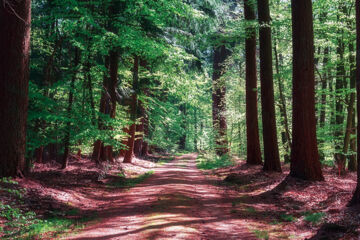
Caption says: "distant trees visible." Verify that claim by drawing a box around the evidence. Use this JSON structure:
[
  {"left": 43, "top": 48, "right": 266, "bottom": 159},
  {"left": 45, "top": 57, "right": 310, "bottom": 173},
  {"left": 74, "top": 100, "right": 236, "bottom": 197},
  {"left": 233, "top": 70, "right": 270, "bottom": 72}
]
[
  {"left": 0, "top": 0, "right": 32, "bottom": 177},
  {"left": 289, "top": 0, "right": 324, "bottom": 181},
  {"left": 244, "top": 0, "right": 262, "bottom": 165}
]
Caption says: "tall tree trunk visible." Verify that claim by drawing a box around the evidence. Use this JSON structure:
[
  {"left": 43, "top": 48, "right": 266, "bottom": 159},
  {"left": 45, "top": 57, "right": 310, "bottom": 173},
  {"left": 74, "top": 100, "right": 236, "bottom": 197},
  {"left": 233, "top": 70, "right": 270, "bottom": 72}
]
[
  {"left": 348, "top": 42, "right": 357, "bottom": 172},
  {"left": 258, "top": 0, "right": 281, "bottom": 172},
  {"left": 212, "top": 45, "right": 230, "bottom": 156},
  {"left": 244, "top": 0, "right": 262, "bottom": 165},
  {"left": 124, "top": 56, "right": 139, "bottom": 163},
  {"left": 134, "top": 102, "right": 145, "bottom": 157},
  {"left": 274, "top": 42, "right": 291, "bottom": 163},
  {"left": 0, "top": 0, "right": 31, "bottom": 177},
  {"left": 319, "top": 47, "right": 329, "bottom": 128},
  {"left": 92, "top": 57, "right": 110, "bottom": 163},
  {"left": 334, "top": 4, "right": 347, "bottom": 166},
  {"left": 62, "top": 48, "right": 80, "bottom": 169},
  {"left": 179, "top": 104, "right": 187, "bottom": 150},
  {"left": 194, "top": 108, "right": 198, "bottom": 151},
  {"left": 350, "top": 0, "right": 360, "bottom": 205},
  {"left": 290, "top": 0, "right": 324, "bottom": 181}
]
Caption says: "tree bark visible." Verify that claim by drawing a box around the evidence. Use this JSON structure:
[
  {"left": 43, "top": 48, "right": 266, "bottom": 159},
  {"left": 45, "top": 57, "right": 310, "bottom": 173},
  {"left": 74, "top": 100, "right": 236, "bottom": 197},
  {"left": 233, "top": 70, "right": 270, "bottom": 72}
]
[
  {"left": 212, "top": 45, "right": 230, "bottom": 156},
  {"left": 124, "top": 56, "right": 139, "bottom": 163},
  {"left": 258, "top": 0, "right": 281, "bottom": 172},
  {"left": 350, "top": 0, "right": 360, "bottom": 205},
  {"left": 0, "top": 0, "right": 31, "bottom": 177},
  {"left": 290, "top": 0, "right": 324, "bottom": 181},
  {"left": 244, "top": 0, "right": 262, "bottom": 165}
]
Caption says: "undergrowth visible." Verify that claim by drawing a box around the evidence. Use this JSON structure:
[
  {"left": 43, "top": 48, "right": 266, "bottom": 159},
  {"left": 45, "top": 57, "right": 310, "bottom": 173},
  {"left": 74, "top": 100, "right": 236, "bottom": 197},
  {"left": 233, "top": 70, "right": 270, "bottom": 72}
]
[
  {"left": 0, "top": 177, "right": 92, "bottom": 240},
  {"left": 196, "top": 152, "right": 235, "bottom": 170}
]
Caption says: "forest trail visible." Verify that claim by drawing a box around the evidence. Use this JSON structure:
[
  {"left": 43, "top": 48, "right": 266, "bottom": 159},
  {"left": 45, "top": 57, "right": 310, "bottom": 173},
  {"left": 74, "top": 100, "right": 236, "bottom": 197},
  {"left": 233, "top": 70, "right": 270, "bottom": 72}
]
[{"left": 67, "top": 153, "right": 256, "bottom": 240}]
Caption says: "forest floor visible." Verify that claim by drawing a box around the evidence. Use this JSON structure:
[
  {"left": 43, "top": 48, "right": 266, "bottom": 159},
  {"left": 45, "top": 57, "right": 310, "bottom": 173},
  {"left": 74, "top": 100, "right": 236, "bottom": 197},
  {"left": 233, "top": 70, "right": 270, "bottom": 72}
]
[{"left": 1, "top": 153, "right": 360, "bottom": 239}]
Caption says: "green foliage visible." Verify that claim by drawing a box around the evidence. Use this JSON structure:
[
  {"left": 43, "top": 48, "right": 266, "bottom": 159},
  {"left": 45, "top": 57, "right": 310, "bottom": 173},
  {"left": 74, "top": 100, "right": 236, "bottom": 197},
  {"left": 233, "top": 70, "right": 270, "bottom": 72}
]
[
  {"left": 252, "top": 229, "right": 270, "bottom": 240},
  {"left": 280, "top": 213, "right": 295, "bottom": 222},
  {"left": 197, "top": 152, "right": 235, "bottom": 170},
  {"left": 303, "top": 212, "right": 326, "bottom": 225}
]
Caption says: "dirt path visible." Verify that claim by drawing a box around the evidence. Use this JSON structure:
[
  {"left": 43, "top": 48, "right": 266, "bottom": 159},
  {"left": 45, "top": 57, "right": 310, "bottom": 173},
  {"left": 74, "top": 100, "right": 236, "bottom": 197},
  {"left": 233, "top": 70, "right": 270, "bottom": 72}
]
[{"left": 67, "top": 153, "right": 256, "bottom": 240}]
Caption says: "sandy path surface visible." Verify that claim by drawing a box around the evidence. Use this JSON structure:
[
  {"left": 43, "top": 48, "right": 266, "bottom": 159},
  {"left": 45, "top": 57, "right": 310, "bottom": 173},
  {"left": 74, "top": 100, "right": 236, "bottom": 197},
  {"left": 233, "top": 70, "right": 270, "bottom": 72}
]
[{"left": 67, "top": 153, "right": 256, "bottom": 240}]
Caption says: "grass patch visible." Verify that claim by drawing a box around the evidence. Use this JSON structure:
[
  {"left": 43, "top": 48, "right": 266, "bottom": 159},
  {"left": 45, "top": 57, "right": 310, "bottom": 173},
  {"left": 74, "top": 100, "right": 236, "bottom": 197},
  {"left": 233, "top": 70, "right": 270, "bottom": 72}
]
[
  {"left": 253, "top": 229, "right": 270, "bottom": 240},
  {"left": 110, "top": 171, "right": 154, "bottom": 188},
  {"left": 303, "top": 212, "right": 325, "bottom": 225},
  {"left": 196, "top": 153, "right": 235, "bottom": 170},
  {"left": 157, "top": 158, "right": 173, "bottom": 165},
  {"left": 0, "top": 200, "right": 92, "bottom": 240},
  {"left": 280, "top": 213, "right": 295, "bottom": 222}
]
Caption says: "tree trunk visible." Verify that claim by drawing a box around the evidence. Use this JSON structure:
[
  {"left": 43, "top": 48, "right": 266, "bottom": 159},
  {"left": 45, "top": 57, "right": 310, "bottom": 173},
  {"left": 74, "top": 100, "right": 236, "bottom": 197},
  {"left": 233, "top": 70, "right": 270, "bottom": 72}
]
[
  {"left": 319, "top": 47, "right": 330, "bottom": 128},
  {"left": 212, "top": 45, "right": 230, "bottom": 156},
  {"left": 349, "top": 0, "right": 360, "bottom": 205},
  {"left": 290, "top": 0, "right": 324, "bottom": 181},
  {"left": 124, "top": 56, "right": 139, "bottom": 163},
  {"left": 0, "top": 0, "right": 31, "bottom": 177},
  {"left": 62, "top": 48, "right": 80, "bottom": 169},
  {"left": 179, "top": 104, "right": 187, "bottom": 150},
  {"left": 194, "top": 108, "right": 198, "bottom": 151},
  {"left": 244, "top": 0, "right": 262, "bottom": 165},
  {"left": 134, "top": 102, "right": 145, "bottom": 157},
  {"left": 274, "top": 43, "right": 291, "bottom": 163},
  {"left": 348, "top": 42, "right": 357, "bottom": 172},
  {"left": 258, "top": 0, "right": 281, "bottom": 172}
]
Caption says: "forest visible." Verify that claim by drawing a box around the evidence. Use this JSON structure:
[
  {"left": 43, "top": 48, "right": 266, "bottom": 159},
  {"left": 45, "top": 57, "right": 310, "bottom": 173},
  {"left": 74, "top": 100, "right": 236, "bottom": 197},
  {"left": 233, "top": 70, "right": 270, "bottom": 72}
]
[{"left": 1, "top": 0, "right": 360, "bottom": 239}]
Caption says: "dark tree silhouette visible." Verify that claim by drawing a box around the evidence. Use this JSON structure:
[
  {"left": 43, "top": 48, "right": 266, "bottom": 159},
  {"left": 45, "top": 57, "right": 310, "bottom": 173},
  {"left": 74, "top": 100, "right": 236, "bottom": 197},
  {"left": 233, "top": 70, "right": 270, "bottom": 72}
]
[
  {"left": 290, "top": 0, "right": 324, "bottom": 181},
  {"left": 258, "top": 0, "right": 281, "bottom": 172},
  {"left": 0, "top": 0, "right": 31, "bottom": 177},
  {"left": 244, "top": 0, "right": 262, "bottom": 165},
  {"left": 349, "top": 0, "right": 360, "bottom": 205}
]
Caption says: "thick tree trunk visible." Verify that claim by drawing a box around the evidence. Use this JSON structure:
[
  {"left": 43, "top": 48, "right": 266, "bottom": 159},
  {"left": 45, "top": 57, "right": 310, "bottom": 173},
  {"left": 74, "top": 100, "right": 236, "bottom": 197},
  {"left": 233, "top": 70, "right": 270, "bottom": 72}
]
[
  {"left": 62, "top": 48, "right": 80, "bottom": 169},
  {"left": 212, "top": 45, "right": 230, "bottom": 156},
  {"left": 124, "top": 56, "right": 139, "bottom": 163},
  {"left": 0, "top": 0, "right": 31, "bottom": 177},
  {"left": 350, "top": 0, "right": 360, "bottom": 205},
  {"left": 244, "top": 0, "right": 262, "bottom": 165},
  {"left": 258, "top": 0, "right": 281, "bottom": 172},
  {"left": 290, "top": 0, "right": 324, "bottom": 181}
]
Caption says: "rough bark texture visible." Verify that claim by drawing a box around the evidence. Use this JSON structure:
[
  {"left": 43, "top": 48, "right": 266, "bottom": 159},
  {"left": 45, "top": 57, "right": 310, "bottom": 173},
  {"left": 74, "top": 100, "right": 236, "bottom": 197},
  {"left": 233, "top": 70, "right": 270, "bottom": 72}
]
[
  {"left": 124, "top": 56, "right": 139, "bottom": 163},
  {"left": 258, "top": 0, "right": 281, "bottom": 172},
  {"left": 290, "top": 0, "right": 324, "bottom": 181},
  {"left": 350, "top": 0, "right": 360, "bottom": 205},
  {"left": 212, "top": 45, "right": 230, "bottom": 156},
  {"left": 244, "top": 0, "right": 262, "bottom": 165},
  {"left": 0, "top": 0, "right": 31, "bottom": 177},
  {"left": 62, "top": 48, "right": 80, "bottom": 169}
]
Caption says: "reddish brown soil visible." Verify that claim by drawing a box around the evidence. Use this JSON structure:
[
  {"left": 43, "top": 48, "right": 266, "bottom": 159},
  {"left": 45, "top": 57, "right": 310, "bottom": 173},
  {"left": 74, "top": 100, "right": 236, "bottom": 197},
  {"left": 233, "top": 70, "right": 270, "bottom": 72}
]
[
  {"left": 2, "top": 153, "right": 360, "bottom": 239},
  {"left": 66, "top": 153, "right": 256, "bottom": 240}
]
